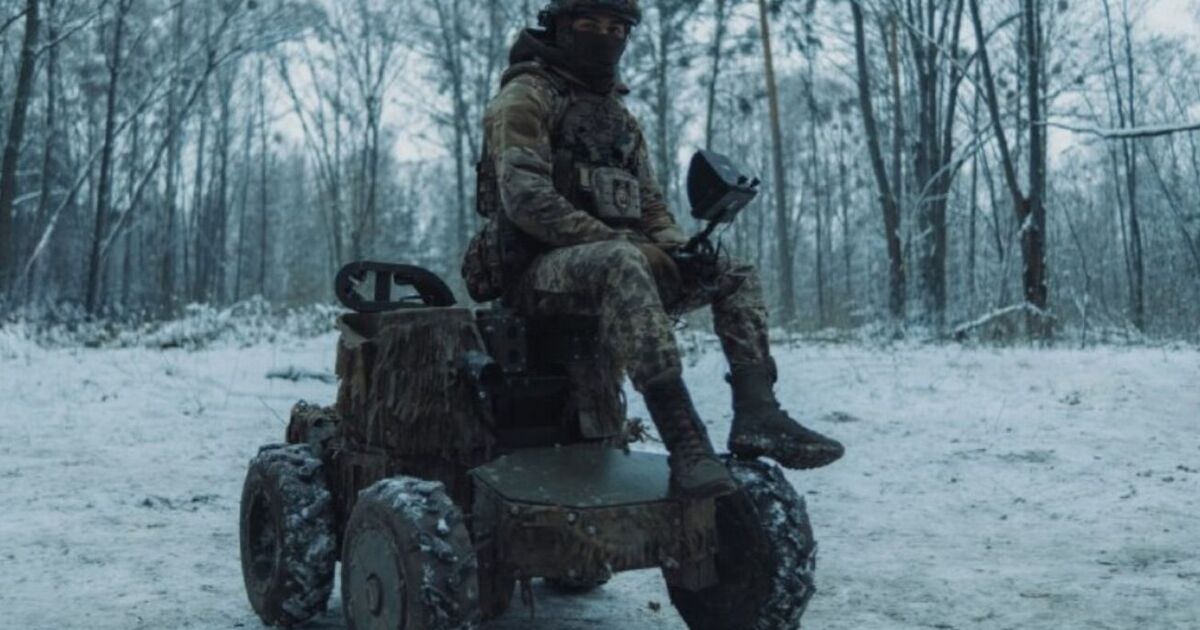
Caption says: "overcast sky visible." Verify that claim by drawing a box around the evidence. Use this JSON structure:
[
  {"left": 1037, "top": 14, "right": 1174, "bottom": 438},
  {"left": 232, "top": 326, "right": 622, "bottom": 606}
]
[{"left": 1144, "top": 0, "right": 1199, "bottom": 36}]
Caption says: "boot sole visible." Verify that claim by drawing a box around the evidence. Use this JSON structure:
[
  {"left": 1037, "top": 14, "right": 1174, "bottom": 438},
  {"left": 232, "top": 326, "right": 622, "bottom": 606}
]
[{"left": 729, "top": 438, "right": 845, "bottom": 471}]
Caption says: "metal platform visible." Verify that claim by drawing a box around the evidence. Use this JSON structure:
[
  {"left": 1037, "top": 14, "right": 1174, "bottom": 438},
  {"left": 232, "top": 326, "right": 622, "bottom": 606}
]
[
  {"left": 470, "top": 445, "right": 718, "bottom": 588},
  {"left": 472, "top": 445, "right": 672, "bottom": 509}
]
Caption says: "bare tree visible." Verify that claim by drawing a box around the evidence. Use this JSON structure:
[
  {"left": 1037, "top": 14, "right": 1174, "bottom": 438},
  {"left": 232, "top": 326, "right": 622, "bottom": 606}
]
[
  {"left": 424, "top": 0, "right": 506, "bottom": 258},
  {"left": 24, "top": 0, "right": 58, "bottom": 301},
  {"left": 256, "top": 52, "right": 271, "bottom": 298},
  {"left": 160, "top": 0, "right": 185, "bottom": 316},
  {"left": 703, "top": 0, "right": 730, "bottom": 150},
  {"left": 758, "top": 0, "right": 797, "bottom": 325},
  {"left": 969, "top": 0, "right": 1050, "bottom": 337},
  {"left": 1101, "top": 0, "right": 1143, "bottom": 330},
  {"left": 0, "top": 0, "right": 39, "bottom": 298},
  {"left": 0, "top": 0, "right": 1193, "bottom": 340},
  {"left": 852, "top": 0, "right": 906, "bottom": 320},
  {"left": 84, "top": 0, "right": 132, "bottom": 315},
  {"left": 642, "top": 0, "right": 701, "bottom": 207},
  {"left": 899, "top": 0, "right": 966, "bottom": 328}
]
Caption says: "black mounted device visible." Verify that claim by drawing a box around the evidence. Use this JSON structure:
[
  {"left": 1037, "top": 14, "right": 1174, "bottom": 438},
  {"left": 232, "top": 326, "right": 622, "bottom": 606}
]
[
  {"left": 687, "top": 149, "right": 761, "bottom": 225},
  {"left": 673, "top": 151, "right": 761, "bottom": 287}
]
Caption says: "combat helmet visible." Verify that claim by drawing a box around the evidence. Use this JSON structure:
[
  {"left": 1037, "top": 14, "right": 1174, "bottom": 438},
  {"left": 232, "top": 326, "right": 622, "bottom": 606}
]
[{"left": 538, "top": 0, "right": 642, "bottom": 27}]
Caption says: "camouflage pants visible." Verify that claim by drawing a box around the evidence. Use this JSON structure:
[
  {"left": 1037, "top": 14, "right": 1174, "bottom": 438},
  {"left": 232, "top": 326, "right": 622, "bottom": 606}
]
[{"left": 512, "top": 240, "right": 771, "bottom": 391}]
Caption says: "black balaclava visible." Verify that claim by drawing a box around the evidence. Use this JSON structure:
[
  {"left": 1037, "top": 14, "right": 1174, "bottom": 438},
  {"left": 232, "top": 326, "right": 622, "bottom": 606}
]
[{"left": 552, "top": 14, "right": 629, "bottom": 92}]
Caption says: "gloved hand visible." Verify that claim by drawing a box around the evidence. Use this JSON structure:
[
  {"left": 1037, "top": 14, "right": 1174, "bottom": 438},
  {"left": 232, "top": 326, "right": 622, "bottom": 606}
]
[
  {"left": 668, "top": 238, "right": 722, "bottom": 294},
  {"left": 634, "top": 243, "right": 682, "bottom": 307},
  {"left": 651, "top": 238, "right": 688, "bottom": 253},
  {"left": 611, "top": 228, "right": 683, "bottom": 305},
  {"left": 647, "top": 225, "right": 689, "bottom": 252}
]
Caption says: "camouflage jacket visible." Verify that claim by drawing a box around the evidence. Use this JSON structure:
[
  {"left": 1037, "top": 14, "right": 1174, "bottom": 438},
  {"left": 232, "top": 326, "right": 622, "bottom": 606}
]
[{"left": 483, "top": 61, "right": 687, "bottom": 248}]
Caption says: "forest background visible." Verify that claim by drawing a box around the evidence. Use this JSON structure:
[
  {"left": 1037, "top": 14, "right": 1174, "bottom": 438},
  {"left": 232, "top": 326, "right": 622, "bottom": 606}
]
[{"left": 0, "top": 0, "right": 1197, "bottom": 343}]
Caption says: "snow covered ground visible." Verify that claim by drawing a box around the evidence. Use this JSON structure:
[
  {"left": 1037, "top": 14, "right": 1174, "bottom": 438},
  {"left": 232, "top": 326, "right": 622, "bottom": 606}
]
[{"left": 1, "top": 327, "right": 1198, "bottom": 629}]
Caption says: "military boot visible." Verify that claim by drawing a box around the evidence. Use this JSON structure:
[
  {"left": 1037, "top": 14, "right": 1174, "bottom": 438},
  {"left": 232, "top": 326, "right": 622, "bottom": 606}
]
[
  {"left": 642, "top": 376, "right": 738, "bottom": 499},
  {"left": 728, "top": 363, "right": 845, "bottom": 470}
]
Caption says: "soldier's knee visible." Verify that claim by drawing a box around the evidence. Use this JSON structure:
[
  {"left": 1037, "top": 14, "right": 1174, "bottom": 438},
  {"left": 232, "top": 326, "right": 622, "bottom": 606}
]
[
  {"left": 597, "top": 240, "right": 653, "bottom": 274},
  {"left": 585, "top": 241, "right": 659, "bottom": 300}
]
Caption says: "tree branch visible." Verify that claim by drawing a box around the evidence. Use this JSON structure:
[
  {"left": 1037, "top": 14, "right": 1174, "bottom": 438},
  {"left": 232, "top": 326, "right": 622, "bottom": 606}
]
[
  {"left": 1040, "top": 120, "right": 1200, "bottom": 139},
  {"left": 0, "top": 8, "right": 28, "bottom": 35}
]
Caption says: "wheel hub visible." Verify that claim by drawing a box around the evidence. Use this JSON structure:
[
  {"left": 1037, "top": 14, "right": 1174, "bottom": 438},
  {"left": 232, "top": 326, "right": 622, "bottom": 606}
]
[
  {"left": 366, "top": 575, "right": 383, "bottom": 616},
  {"left": 345, "top": 524, "right": 406, "bottom": 628}
]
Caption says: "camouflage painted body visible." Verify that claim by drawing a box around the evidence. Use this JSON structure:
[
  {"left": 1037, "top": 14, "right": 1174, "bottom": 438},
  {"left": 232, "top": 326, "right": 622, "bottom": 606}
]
[{"left": 512, "top": 240, "right": 770, "bottom": 390}]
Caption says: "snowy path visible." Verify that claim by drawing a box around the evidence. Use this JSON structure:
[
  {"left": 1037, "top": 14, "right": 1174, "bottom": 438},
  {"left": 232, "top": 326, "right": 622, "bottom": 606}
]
[{"left": 1, "top": 333, "right": 1198, "bottom": 629}]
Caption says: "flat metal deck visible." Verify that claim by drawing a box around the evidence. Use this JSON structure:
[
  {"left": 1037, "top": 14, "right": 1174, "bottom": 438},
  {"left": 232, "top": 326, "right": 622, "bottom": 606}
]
[{"left": 472, "top": 445, "right": 672, "bottom": 508}]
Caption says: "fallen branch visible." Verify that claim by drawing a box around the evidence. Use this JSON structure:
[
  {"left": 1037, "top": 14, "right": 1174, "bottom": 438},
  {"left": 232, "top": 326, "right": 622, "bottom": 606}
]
[
  {"left": 952, "top": 302, "right": 1054, "bottom": 339},
  {"left": 267, "top": 366, "right": 336, "bottom": 385},
  {"left": 1041, "top": 120, "right": 1200, "bottom": 139}
]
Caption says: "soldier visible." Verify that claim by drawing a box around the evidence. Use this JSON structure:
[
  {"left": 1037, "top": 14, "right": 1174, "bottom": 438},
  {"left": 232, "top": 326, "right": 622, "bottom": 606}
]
[{"left": 463, "top": 0, "right": 844, "bottom": 499}]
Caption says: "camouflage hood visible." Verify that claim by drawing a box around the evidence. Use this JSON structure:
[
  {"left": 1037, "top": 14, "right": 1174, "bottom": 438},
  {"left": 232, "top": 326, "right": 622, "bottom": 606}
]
[{"left": 508, "top": 29, "right": 563, "bottom": 67}]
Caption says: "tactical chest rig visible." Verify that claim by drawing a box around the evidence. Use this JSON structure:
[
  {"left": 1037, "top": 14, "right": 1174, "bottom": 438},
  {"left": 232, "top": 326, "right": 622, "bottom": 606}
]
[{"left": 466, "top": 61, "right": 644, "bottom": 303}]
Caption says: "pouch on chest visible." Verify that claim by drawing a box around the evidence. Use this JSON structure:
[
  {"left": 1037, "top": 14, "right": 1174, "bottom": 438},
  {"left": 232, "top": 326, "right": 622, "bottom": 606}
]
[{"left": 555, "top": 96, "right": 643, "bottom": 224}]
